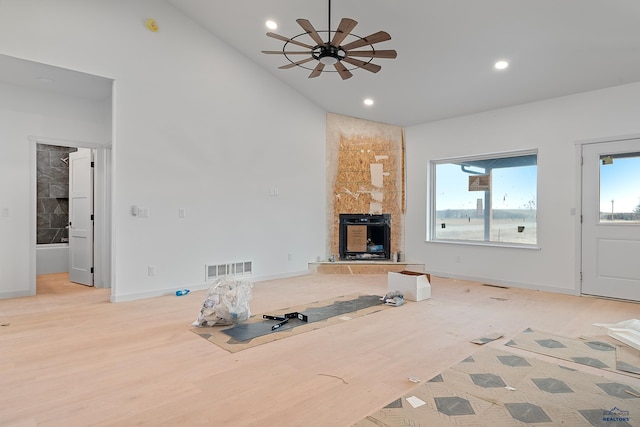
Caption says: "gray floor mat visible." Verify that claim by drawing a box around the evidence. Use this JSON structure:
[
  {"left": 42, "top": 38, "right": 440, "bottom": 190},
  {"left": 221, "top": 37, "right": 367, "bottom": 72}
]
[{"left": 222, "top": 294, "right": 382, "bottom": 341}]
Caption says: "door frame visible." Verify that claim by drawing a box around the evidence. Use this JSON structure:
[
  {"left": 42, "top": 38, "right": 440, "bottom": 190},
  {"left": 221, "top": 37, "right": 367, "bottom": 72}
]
[
  {"left": 575, "top": 132, "right": 640, "bottom": 297},
  {"left": 29, "top": 136, "right": 112, "bottom": 293}
]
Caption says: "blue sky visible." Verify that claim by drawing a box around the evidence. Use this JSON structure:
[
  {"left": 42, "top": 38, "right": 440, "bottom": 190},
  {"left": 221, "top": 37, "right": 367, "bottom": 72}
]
[
  {"left": 600, "top": 156, "right": 640, "bottom": 213},
  {"left": 435, "top": 155, "right": 640, "bottom": 213},
  {"left": 435, "top": 163, "right": 537, "bottom": 211}
]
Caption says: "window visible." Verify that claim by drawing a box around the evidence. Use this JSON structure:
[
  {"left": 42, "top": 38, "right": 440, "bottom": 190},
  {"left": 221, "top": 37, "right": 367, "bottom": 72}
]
[
  {"left": 429, "top": 150, "right": 537, "bottom": 245},
  {"left": 599, "top": 152, "right": 640, "bottom": 223}
]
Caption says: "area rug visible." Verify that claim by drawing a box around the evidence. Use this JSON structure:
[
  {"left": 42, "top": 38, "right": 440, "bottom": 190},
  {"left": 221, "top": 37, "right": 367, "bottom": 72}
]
[
  {"left": 354, "top": 346, "right": 640, "bottom": 427},
  {"left": 191, "top": 293, "right": 391, "bottom": 353},
  {"left": 506, "top": 328, "right": 640, "bottom": 378}
]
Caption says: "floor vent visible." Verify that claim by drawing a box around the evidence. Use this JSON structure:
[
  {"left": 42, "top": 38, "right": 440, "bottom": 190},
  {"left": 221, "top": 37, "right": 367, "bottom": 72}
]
[{"left": 206, "top": 261, "right": 252, "bottom": 281}]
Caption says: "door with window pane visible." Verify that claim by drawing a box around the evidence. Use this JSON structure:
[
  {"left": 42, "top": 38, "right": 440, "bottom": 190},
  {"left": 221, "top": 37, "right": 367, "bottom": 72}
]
[{"left": 581, "top": 138, "right": 640, "bottom": 301}]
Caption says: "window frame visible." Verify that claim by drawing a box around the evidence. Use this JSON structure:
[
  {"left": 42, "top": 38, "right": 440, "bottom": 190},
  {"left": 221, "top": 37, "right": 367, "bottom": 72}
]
[
  {"left": 598, "top": 151, "right": 640, "bottom": 224},
  {"left": 427, "top": 149, "right": 539, "bottom": 249}
]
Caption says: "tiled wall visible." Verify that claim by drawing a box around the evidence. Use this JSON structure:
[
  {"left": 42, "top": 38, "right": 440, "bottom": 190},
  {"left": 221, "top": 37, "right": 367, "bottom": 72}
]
[{"left": 36, "top": 144, "right": 77, "bottom": 244}]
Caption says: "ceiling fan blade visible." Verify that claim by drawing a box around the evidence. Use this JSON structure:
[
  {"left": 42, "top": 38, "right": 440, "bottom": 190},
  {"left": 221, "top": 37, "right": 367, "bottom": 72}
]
[
  {"left": 341, "top": 31, "right": 391, "bottom": 51},
  {"left": 334, "top": 62, "right": 353, "bottom": 80},
  {"left": 279, "top": 57, "right": 316, "bottom": 69},
  {"left": 296, "top": 18, "right": 325, "bottom": 46},
  {"left": 331, "top": 18, "right": 358, "bottom": 46},
  {"left": 267, "top": 32, "right": 314, "bottom": 50},
  {"left": 347, "top": 50, "right": 397, "bottom": 59},
  {"left": 341, "top": 57, "right": 381, "bottom": 74},
  {"left": 262, "top": 50, "right": 313, "bottom": 55},
  {"left": 309, "top": 62, "right": 325, "bottom": 78}
]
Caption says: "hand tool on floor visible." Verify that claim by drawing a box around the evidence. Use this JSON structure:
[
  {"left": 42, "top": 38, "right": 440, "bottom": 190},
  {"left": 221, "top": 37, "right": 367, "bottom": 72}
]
[{"left": 263, "top": 312, "right": 309, "bottom": 330}]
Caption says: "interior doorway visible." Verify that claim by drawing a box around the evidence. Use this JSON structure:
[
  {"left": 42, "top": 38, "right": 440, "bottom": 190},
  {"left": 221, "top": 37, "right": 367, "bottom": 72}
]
[
  {"left": 35, "top": 143, "right": 95, "bottom": 285},
  {"left": 31, "top": 136, "right": 111, "bottom": 294},
  {"left": 580, "top": 136, "right": 640, "bottom": 302},
  {"left": 0, "top": 54, "right": 113, "bottom": 299}
]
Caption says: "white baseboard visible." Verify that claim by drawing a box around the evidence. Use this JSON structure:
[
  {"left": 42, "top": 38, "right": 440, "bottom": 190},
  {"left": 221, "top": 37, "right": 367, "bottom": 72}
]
[
  {"left": 0, "top": 290, "right": 34, "bottom": 300},
  {"left": 251, "top": 270, "right": 309, "bottom": 283},
  {"left": 427, "top": 270, "right": 580, "bottom": 296},
  {"left": 109, "top": 271, "right": 311, "bottom": 303}
]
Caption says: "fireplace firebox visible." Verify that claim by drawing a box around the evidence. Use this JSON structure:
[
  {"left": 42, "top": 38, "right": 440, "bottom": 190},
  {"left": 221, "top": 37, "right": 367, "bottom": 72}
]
[{"left": 339, "top": 214, "right": 391, "bottom": 260}]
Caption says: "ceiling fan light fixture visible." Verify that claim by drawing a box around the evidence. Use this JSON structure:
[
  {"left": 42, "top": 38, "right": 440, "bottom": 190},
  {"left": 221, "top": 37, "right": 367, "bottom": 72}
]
[
  {"left": 262, "top": 0, "right": 396, "bottom": 80},
  {"left": 319, "top": 55, "right": 338, "bottom": 65},
  {"left": 494, "top": 60, "right": 509, "bottom": 70},
  {"left": 265, "top": 20, "right": 277, "bottom": 30},
  {"left": 314, "top": 44, "right": 344, "bottom": 65}
]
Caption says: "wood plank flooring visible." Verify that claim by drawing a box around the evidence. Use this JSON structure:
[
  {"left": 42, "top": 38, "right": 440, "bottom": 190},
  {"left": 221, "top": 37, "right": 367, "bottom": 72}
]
[{"left": 0, "top": 273, "right": 638, "bottom": 426}]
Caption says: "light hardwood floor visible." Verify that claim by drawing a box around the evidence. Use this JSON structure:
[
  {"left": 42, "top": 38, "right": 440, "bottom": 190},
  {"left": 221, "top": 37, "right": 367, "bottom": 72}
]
[{"left": 1, "top": 273, "right": 638, "bottom": 426}]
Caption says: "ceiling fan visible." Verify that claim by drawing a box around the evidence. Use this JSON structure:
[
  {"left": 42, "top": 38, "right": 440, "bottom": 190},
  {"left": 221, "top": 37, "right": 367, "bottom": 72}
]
[{"left": 261, "top": 0, "right": 397, "bottom": 80}]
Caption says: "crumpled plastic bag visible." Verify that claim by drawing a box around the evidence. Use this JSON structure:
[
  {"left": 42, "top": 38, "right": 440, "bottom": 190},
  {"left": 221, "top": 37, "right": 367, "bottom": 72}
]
[
  {"left": 381, "top": 290, "right": 404, "bottom": 307},
  {"left": 192, "top": 277, "right": 253, "bottom": 327}
]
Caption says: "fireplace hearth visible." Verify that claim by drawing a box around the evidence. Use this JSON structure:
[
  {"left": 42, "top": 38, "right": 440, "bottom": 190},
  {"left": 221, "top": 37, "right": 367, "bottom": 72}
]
[{"left": 339, "top": 214, "right": 391, "bottom": 260}]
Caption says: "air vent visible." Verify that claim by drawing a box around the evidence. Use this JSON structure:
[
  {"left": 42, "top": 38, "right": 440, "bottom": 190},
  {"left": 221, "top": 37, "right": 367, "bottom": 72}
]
[{"left": 206, "top": 261, "right": 252, "bottom": 281}]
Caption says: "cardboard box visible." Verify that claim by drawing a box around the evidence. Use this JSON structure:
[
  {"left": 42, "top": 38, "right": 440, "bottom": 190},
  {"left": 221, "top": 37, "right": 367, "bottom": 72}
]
[
  {"left": 346, "top": 225, "right": 367, "bottom": 252},
  {"left": 387, "top": 271, "right": 431, "bottom": 302}
]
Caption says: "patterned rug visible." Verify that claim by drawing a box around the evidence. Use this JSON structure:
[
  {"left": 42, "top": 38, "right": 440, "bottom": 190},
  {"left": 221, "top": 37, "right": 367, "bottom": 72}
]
[
  {"left": 506, "top": 328, "right": 640, "bottom": 378},
  {"left": 191, "top": 293, "right": 391, "bottom": 352},
  {"left": 354, "top": 346, "right": 640, "bottom": 426}
]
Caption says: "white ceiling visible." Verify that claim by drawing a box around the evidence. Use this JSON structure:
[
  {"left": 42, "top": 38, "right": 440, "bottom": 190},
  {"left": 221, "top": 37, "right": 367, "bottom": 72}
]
[
  {"left": 3, "top": 1, "right": 640, "bottom": 127},
  {"left": 0, "top": 54, "right": 112, "bottom": 102},
  {"left": 167, "top": 0, "right": 640, "bottom": 127}
]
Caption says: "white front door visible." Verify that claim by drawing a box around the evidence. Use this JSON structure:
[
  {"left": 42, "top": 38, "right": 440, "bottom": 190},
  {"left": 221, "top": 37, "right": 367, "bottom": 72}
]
[
  {"left": 68, "top": 148, "right": 94, "bottom": 286},
  {"left": 581, "top": 138, "right": 640, "bottom": 301}
]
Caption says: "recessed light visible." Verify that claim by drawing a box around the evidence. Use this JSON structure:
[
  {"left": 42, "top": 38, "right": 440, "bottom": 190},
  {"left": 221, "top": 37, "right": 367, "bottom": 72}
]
[
  {"left": 494, "top": 60, "right": 509, "bottom": 70},
  {"left": 363, "top": 98, "right": 374, "bottom": 106},
  {"left": 266, "top": 20, "right": 277, "bottom": 30}
]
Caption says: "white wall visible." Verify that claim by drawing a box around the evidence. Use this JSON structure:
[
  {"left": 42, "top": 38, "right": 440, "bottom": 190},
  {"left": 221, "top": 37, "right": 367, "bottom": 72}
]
[
  {"left": 405, "top": 82, "right": 640, "bottom": 294},
  {"left": 36, "top": 244, "right": 70, "bottom": 275},
  {"left": 0, "top": 82, "right": 108, "bottom": 298},
  {"left": 0, "top": 0, "right": 326, "bottom": 301}
]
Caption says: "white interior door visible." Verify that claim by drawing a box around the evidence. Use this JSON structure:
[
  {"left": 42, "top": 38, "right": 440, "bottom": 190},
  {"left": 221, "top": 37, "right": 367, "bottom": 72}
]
[
  {"left": 68, "top": 148, "right": 94, "bottom": 286},
  {"left": 581, "top": 138, "right": 640, "bottom": 301}
]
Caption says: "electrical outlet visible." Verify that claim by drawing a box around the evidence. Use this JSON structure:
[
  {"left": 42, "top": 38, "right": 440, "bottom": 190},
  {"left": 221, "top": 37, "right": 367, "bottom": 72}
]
[
  {"left": 148, "top": 265, "right": 156, "bottom": 276},
  {"left": 268, "top": 187, "right": 280, "bottom": 196},
  {"left": 139, "top": 207, "right": 149, "bottom": 218},
  {"left": 178, "top": 208, "right": 186, "bottom": 218},
  {"left": 1, "top": 208, "right": 8, "bottom": 217},
  {"left": 288, "top": 253, "right": 293, "bottom": 261}
]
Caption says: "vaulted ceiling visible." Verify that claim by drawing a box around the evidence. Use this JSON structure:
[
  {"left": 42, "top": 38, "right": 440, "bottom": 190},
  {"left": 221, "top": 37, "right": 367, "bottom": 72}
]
[
  {"left": 168, "top": 0, "right": 640, "bottom": 126},
  {"left": 3, "top": 1, "right": 640, "bottom": 128}
]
